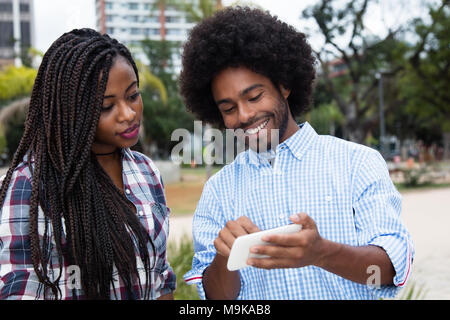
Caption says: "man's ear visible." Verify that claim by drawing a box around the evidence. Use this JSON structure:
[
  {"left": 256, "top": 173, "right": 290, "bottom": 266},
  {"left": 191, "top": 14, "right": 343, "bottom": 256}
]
[{"left": 279, "top": 85, "right": 291, "bottom": 100}]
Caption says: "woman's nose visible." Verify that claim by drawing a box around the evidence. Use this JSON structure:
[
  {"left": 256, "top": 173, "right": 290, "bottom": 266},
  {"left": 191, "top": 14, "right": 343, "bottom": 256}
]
[{"left": 117, "top": 101, "right": 136, "bottom": 123}]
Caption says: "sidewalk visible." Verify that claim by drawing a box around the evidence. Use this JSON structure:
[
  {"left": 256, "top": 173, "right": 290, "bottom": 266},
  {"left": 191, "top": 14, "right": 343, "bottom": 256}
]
[{"left": 169, "top": 187, "right": 450, "bottom": 299}]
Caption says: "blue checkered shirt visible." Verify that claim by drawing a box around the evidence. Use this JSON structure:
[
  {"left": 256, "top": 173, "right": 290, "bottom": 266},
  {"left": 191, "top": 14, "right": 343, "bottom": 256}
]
[{"left": 184, "top": 122, "right": 414, "bottom": 300}]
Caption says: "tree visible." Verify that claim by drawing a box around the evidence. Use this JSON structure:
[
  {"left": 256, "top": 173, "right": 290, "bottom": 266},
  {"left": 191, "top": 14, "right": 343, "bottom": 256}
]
[
  {"left": 302, "top": 0, "right": 411, "bottom": 144},
  {"left": 398, "top": 0, "right": 450, "bottom": 129}
]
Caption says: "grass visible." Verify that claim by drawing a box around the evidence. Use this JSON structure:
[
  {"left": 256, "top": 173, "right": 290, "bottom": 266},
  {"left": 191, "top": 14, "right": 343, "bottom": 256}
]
[
  {"left": 168, "top": 235, "right": 200, "bottom": 300},
  {"left": 395, "top": 182, "right": 450, "bottom": 193},
  {"left": 165, "top": 166, "right": 221, "bottom": 216}
]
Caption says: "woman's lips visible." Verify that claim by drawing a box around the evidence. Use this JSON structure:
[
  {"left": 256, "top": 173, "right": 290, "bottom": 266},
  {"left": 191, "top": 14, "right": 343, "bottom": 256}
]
[{"left": 119, "top": 123, "right": 139, "bottom": 139}]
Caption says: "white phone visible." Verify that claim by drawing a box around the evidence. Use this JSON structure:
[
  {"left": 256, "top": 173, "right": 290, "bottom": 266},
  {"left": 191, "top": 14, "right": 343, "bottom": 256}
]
[{"left": 227, "top": 223, "right": 302, "bottom": 271}]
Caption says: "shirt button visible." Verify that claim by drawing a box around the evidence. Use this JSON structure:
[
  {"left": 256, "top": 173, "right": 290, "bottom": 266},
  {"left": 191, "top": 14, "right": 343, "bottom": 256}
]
[
  {"left": 138, "top": 210, "right": 144, "bottom": 216},
  {"left": 279, "top": 214, "right": 284, "bottom": 220},
  {"left": 125, "top": 189, "right": 131, "bottom": 194}
]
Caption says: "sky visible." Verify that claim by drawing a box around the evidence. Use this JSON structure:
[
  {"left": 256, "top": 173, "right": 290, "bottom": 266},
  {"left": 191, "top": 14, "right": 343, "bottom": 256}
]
[{"left": 33, "top": 0, "right": 435, "bottom": 54}]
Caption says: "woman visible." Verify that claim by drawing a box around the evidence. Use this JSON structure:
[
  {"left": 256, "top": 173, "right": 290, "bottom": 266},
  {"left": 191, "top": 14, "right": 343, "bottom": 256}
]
[{"left": 0, "top": 29, "right": 175, "bottom": 299}]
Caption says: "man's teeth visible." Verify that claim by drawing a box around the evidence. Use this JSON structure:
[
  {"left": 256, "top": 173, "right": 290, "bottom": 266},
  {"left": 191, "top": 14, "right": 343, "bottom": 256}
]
[{"left": 245, "top": 119, "right": 269, "bottom": 135}]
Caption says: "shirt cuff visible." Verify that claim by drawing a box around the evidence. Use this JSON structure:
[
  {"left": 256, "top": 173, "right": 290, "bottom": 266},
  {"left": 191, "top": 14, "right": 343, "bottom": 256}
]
[
  {"left": 184, "top": 266, "right": 208, "bottom": 300},
  {"left": 368, "top": 233, "right": 414, "bottom": 289}
]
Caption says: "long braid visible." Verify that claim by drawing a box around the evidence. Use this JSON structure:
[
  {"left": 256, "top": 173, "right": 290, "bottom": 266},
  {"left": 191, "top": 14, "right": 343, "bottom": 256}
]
[{"left": 0, "top": 29, "right": 156, "bottom": 299}]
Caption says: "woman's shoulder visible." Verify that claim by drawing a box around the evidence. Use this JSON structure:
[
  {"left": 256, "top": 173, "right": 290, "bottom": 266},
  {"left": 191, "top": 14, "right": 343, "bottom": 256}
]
[
  {"left": 0, "top": 160, "right": 33, "bottom": 190},
  {"left": 123, "top": 148, "right": 163, "bottom": 185},
  {"left": 0, "top": 161, "right": 33, "bottom": 214}
]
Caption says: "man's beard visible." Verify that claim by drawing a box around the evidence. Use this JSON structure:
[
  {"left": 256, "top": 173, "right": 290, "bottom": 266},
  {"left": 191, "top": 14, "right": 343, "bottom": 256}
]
[{"left": 239, "top": 95, "right": 290, "bottom": 153}]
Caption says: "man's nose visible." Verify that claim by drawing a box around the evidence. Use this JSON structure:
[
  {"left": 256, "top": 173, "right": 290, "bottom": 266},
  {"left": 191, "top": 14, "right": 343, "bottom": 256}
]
[{"left": 237, "top": 102, "right": 257, "bottom": 126}]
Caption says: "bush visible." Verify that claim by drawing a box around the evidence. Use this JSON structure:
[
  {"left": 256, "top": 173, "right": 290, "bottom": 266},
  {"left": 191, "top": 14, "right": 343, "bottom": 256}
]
[
  {"left": 167, "top": 235, "right": 199, "bottom": 300},
  {"left": 0, "top": 65, "right": 37, "bottom": 104}
]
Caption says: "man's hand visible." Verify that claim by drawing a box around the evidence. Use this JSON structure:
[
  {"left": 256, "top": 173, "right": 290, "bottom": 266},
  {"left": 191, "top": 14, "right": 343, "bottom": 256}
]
[
  {"left": 214, "top": 216, "right": 261, "bottom": 257},
  {"left": 247, "top": 213, "right": 325, "bottom": 269}
]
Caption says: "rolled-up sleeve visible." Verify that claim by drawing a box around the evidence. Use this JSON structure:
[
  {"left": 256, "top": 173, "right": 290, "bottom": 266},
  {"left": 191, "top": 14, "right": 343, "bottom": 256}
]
[
  {"left": 183, "top": 180, "right": 226, "bottom": 300},
  {"left": 352, "top": 150, "right": 414, "bottom": 298}
]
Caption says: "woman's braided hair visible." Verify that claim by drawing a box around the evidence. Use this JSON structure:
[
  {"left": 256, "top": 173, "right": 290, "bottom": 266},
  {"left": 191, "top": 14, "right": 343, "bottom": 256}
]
[{"left": 0, "top": 28, "right": 155, "bottom": 299}]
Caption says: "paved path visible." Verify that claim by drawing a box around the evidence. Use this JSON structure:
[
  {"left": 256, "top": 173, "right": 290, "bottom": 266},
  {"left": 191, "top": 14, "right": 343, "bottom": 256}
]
[{"left": 169, "top": 187, "right": 450, "bottom": 300}]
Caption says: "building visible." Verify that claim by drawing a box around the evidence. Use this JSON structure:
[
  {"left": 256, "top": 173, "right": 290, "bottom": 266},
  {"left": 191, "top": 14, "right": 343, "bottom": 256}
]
[
  {"left": 0, "top": 0, "right": 34, "bottom": 68},
  {"left": 95, "top": 0, "right": 196, "bottom": 73}
]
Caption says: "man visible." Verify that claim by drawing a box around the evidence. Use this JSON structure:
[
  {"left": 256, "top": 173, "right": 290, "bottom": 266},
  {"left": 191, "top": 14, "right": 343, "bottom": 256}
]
[{"left": 180, "top": 7, "right": 413, "bottom": 300}]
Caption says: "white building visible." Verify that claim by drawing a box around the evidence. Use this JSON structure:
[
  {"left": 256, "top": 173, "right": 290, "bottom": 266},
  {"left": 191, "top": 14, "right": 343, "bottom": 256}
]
[
  {"left": 95, "top": 0, "right": 196, "bottom": 73},
  {"left": 0, "top": 0, "right": 35, "bottom": 67}
]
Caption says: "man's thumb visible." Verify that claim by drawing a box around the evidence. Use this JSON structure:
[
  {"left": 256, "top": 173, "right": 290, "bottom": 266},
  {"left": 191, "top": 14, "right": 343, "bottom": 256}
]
[{"left": 290, "top": 212, "right": 314, "bottom": 229}]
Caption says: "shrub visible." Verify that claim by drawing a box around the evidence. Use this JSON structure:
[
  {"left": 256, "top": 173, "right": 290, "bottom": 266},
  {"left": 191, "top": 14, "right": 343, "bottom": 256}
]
[{"left": 167, "top": 235, "right": 200, "bottom": 300}]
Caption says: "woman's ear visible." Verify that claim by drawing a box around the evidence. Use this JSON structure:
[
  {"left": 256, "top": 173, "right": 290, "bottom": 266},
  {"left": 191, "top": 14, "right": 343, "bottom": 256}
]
[{"left": 279, "top": 85, "right": 291, "bottom": 100}]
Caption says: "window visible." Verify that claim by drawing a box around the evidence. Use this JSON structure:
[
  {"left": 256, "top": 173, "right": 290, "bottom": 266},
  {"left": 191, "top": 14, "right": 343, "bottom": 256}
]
[
  {"left": 129, "top": 3, "right": 139, "bottom": 10},
  {"left": 130, "top": 28, "right": 141, "bottom": 35},
  {"left": 129, "top": 15, "right": 139, "bottom": 22},
  {"left": 166, "top": 29, "right": 182, "bottom": 36},
  {"left": 105, "top": 2, "right": 113, "bottom": 9}
]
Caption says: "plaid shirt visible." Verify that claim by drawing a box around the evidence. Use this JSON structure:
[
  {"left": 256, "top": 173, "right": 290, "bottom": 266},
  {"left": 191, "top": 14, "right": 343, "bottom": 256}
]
[
  {"left": 184, "top": 122, "right": 414, "bottom": 300},
  {"left": 0, "top": 148, "right": 176, "bottom": 300}
]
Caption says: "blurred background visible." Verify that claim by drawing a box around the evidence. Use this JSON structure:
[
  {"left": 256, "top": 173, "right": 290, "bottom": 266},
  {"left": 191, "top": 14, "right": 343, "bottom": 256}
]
[{"left": 0, "top": 0, "right": 449, "bottom": 300}]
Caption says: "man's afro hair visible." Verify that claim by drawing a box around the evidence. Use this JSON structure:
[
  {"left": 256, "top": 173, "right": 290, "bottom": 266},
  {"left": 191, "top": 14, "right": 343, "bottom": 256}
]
[{"left": 179, "top": 6, "right": 316, "bottom": 127}]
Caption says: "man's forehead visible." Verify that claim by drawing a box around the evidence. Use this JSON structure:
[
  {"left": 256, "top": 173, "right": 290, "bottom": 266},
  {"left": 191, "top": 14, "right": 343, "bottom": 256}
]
[{"left": 211, "top": 67, "right": 272, "bottom": 95}]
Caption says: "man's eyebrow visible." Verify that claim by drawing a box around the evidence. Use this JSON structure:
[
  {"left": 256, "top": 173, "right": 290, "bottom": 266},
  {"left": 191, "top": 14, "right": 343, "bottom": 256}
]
[
  {"left": 239, "top": 83, "right": 264, "bottom": 97},
  {"left": 103, "top": 80, "right": 138, "bottom": 99},
  {"left": 215, "top": 83, "right": 264, "bottom": 106}
]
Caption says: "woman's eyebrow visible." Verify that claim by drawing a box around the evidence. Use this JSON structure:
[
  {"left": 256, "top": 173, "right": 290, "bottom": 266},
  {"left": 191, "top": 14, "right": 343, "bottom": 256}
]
[{"left": 103, "top": 80, "right": 138, "bottom": 99}]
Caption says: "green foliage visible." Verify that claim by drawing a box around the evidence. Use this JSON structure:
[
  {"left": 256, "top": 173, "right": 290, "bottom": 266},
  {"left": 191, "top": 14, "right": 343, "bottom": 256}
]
[
  {"left": 302, "top": 0, "right": 449, "bottom": 146},
  {"left": 308, "top": 102, "right": 344, "bottom": 135},
  {"left": 401, "top": 167, "right": 430, "bottom": 188},
  {"left": 0, "top": 65, "right": 37, "bottom": 104},
  {"left": 139, "top": 37, "right": 195, "bottom": 158},
  {"left": 396, "top": 281, "right": 428, "bottom": 300},
  {"left": 140, "top": 39, "right": 181, "bottom": 78},
  {"left": 4, "top": 105, "right": 27, "bottom": 161},
  {"left": 397, "top": 0, "right": 450, "bottom": 139},
  {"left": 141, "top": 91, "right": 194, "bottom": 158},
  {"left": 0, "top": 123, "right": 7, "bottom": 156},
  {"left": 168, "top": 235, "right": 199, "bottom": 300}
]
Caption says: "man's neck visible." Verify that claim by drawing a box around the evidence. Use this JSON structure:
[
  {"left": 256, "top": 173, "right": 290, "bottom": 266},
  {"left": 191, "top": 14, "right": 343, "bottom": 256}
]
[{"left": 279, "top": 117, "right": 300, "bottom": 143}]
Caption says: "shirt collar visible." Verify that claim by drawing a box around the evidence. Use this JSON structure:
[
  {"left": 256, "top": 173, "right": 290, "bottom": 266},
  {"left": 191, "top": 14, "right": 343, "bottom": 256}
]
[
  {"left": 121, "top": 147, "right": 136, "bottom": 161},
  {"left": 281, "top": 121, "right": 318, "bottom": 162},
  {"left": 246, "top": 121, "right": 318, "bottom": 166}
]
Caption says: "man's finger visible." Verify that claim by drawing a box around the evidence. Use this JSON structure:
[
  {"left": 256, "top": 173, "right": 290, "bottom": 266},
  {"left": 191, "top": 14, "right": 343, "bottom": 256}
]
[
  {"left": 218, "top": 225, "right": 238, "bottom": 249},
  {"left": 236, "top": 216, "right": 260, "bottom": 234},
  {"left": 250, "top": 244, "right": 302, "bottom": 259},
  {"left": 214, "top": 237, "right": 231, "bottom": 257},
  {"left": 247, "top": 257, "right": 296, "bottom": 269}
]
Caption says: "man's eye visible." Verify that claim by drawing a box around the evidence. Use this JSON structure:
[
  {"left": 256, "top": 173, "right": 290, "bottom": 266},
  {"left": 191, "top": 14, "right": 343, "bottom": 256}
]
[
  {"left": 249, "top": 92, "right": 263, "bottom": 102},
  {"left": 223, "top": 106, "right": 235, "bottom": 114}
]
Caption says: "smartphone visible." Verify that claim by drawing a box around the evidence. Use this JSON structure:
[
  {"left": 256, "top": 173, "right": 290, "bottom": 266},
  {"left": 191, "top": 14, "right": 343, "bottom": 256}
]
[{"left": 227, "top": 223, "right": 302, "bottom": 271}]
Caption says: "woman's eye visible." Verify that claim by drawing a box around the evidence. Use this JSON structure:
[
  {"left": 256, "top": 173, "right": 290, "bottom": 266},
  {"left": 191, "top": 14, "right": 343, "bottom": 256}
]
[
  {"left": 101, "top": 105, "right": 113, "bottom": 112},
  {"left": 129, "top": 91, "right": 141, "bottom": 101},
  {"left": 249, "top": 92, "right": 263, "bottom": 102}
]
